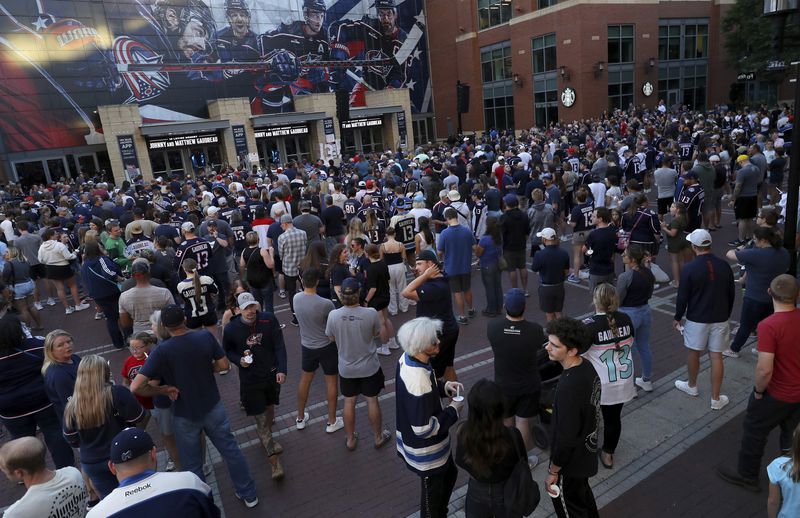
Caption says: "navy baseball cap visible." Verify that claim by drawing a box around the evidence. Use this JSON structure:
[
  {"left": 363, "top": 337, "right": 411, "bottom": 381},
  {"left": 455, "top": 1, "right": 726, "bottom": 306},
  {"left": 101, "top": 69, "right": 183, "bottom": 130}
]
[
  {"left": 504, "top": 289, "right": 526, "bottom": 315},
  {"left": 110, "top": 428, "right": 154, "bottom": 464},
  {"left": 341, "top": 277, "right": 361, "bottom": 296},
  {"left": 684, "top": 171, "right": 699, "bottom": 179},
  {"left": 416, "top": 249, "right": 439, "bottom": 264},
  {"left": 161, "top": 304, "right": 185, "bottom": 328}
]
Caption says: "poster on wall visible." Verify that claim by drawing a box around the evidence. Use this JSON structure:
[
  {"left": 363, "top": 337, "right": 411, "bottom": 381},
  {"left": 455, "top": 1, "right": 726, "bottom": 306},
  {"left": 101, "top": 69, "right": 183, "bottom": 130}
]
[
  {"left": 323, "top": 117, "right": 336, "bottom": 143},
  {"left": 232, "top": 125, "right": 249, "bottom": 166},
  {"left": 117, "top": 135, "right": 141, "bottom": 180},
  {"left": 0, "top": 0, "right": 432, "bottom": 155},
  {"left": 396, "top": 111, "right": 407, "bottom": 148}
]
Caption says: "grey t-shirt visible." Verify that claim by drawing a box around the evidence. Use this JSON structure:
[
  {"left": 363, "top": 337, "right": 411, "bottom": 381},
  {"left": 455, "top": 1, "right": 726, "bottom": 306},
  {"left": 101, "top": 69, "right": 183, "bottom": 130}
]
[
  {"left": 325, "top": 305, "right": 381, "bottom": 378},
  {"left": 654, "top": 167, "right": 678, "bottom": 199},
  {"left": 119, "top": 285, "right": 175, "bottom": 334},
  {"left": 293, "top": 213, "right": 323, "bottom": 244},
  {"left": 736, "top": 164, "right": 761, "bottom": 197},
  {"left": 14, "top": 233, "right": 42, "bottom": 265},
  {"left": 294, "top": 292, "right": 335, "bottom": 349}
]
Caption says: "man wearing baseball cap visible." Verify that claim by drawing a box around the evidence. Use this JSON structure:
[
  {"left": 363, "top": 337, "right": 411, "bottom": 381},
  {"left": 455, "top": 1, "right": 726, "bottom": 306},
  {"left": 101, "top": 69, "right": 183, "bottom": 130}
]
[
  {"left": 530, "top": 227, "right": 570, "bottom": 322},
  {"left": 222, "top": 292, "right": 288, "bottom": 480},
  {"left": 131, "top": 305, "right": 259, "bottom": 507},
  {"left": 673, "top": 229, "right": 735, "bottom": 411},
  {"left": 86, "top": 428, "right": 219, "bottom": 517}
]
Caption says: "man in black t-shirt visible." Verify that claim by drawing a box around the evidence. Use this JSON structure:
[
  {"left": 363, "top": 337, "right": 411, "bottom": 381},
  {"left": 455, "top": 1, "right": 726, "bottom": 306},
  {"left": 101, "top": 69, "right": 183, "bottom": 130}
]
[
  {"left": 543, "top": 317, "right": 600, "bottom": 518},
  {"left": 321, "top": 195, "right": 345, "bottom": 249},
  {"left": 487, "top": 289, "right": 544, "bottom": 453},
  {"left": 583, "top": 208, "right": 618, "bottom": 291},
  {"left": 401, "top": 250, "right": 459, "bottom": 382}
]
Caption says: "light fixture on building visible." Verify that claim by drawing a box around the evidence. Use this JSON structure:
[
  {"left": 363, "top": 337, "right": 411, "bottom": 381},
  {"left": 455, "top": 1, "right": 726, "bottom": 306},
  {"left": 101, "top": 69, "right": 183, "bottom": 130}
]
[
  {"left": 593, "top": 61, "right": 605, "bottom": 78},
  {"left": 647, "top": 57, "right": 656, "bottom": 71},
  {"left": 559, "top": 65, "right": 570, "bottom": 81},
  {"left": 512, "top": 72, "right": 523, "bottom": 87}
]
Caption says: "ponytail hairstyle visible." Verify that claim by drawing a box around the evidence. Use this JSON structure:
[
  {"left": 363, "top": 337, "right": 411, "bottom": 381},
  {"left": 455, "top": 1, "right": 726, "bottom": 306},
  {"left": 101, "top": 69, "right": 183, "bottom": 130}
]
[
  {"left": 593, "top": 283, "right": 622, "bottom": 350},
  {"left": 182, "top": 258, "right": 203, "bottom": 308}
]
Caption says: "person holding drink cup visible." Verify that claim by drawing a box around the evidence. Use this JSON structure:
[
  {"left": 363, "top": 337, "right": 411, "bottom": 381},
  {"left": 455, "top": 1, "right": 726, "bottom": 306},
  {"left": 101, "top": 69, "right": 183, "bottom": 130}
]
[{"left": 395, "top": 317, "right": 464, "bottom": 518}]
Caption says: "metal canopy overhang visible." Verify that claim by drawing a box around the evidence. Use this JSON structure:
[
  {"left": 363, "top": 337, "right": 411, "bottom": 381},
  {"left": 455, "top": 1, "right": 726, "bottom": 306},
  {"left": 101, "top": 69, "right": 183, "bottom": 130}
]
[
  {"left": 250, "top": 112, "right": 327, "bottom": 127},
  {"left": 140, "top": 119, "right": 230, "bottom": 137}
]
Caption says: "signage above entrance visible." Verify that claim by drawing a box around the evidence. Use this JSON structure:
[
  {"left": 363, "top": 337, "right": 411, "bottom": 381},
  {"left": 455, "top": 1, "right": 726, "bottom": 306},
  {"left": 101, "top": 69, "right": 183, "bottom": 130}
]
[
  {"left": 341, "top": 117, "right": 383, "bottom": 129},
  {"left": 254, "top": 124, "right": 310, "bottom": 139},
  {"left": 147, "top": 133, "right": 219, "bottom": 150}
]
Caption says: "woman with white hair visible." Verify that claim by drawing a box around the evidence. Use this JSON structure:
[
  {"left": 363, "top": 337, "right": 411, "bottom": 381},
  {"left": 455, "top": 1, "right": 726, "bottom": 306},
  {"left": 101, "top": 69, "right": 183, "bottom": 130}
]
[{"left": 395, "top": 317, "right": 464, "bottom": 518}]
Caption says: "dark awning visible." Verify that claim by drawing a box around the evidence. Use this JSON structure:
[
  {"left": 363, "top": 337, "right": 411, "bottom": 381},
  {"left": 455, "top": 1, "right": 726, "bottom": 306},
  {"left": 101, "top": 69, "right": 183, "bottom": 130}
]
[
  {"left": 250, "top": 112, "right": 327, "bottom": 127},
  {"left": 140, "top": 119, "right": 230, "bottom": 137},
  {"left": 349, "top": 105, "right": 404, "bottom": 118}
]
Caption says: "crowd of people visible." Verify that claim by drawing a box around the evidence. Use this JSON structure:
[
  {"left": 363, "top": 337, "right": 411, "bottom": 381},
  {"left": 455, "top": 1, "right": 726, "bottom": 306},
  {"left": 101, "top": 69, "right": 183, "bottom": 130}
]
[{"left": 0, "top": 100, "right": 797, "bottom": 517}]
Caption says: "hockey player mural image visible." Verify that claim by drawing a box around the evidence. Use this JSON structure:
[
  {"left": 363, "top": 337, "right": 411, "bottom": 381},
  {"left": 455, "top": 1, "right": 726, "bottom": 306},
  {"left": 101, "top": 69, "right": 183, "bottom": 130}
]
[{"left": 0, "top": 0, "right": 430, "bottom": 153}]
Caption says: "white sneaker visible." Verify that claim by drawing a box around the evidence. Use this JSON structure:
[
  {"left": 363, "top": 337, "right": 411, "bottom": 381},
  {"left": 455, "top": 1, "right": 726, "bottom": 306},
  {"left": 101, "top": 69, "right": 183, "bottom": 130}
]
[
  {"left": 674, "top": 380, "right": 699, "bottom": 397},
  {"left": 218, "top": 369, "right": 229, "bottom": 375},
  {"left": 387, "top": 338, "right": 400, "bottom": 350},
  {"left": 722, "top": 349, "right": 740, "bottom": 358},
  {"left": 578, "top": 270, "right": 590, "bottom": 280},
  {"left": 635, "top": 377, "right": 653, "bottom": 392},
  {"left": 711, "top": 395, "right": 730, "bottom": 411},
  {"left": 34, "top": 301, "right": 44, "bottom": 310},
  {"left": 296, "top": 411, "right": 310, "bottom": 430},
  {"left": 278, "top": 290, "right": 287, "bottom": 299},
  {"left": 65, "top": 306, "right": 75, "bottom": 315},
  {"left": 325, "top": 416, "right": 344, "bottom": 434},
  {"left": 165, "top": 458, "right": 175, "bottom": 471},
  {"left": 376, "top": 345, "right": 391, "bottom": 356},
  {"left": 73, "top": 302, "right": 90, "bottom": 311},
  {"left": 46, "top": 298, "right": 57, "bottom": 306},
  {"left": 94, "top": 312, "right": 104, "bottom": 320}
]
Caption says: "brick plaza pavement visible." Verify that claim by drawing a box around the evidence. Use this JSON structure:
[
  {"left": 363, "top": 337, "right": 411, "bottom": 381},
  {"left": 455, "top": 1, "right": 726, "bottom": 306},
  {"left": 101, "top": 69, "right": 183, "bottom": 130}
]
[{"left": 0, "top": 208, "right": 769, "bottom": 517}]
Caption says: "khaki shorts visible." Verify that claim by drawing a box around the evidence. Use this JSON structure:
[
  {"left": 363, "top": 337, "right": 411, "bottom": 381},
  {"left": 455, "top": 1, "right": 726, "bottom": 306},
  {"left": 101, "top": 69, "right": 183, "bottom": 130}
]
[
  {"left": 572, "top": 231, "right": 588, "bottom": 247},
  {"left": 683, "top": 320, "right": 730, "bottom": 353}
]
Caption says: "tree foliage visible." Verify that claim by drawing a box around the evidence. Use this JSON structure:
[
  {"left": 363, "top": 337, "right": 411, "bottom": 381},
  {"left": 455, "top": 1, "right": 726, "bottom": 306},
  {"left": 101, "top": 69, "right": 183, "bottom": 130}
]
[{"left": 721, "top": 0, "right": 800, "bottom": 72}]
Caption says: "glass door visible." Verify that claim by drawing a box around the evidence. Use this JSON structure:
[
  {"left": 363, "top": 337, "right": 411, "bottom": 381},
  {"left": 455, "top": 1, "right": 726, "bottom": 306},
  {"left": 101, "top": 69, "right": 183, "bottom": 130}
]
[
  {"left": 168, "top": 150, "right": 185, "bottom": 176},
  {"left": 285, "top": 136, "right": 311, "bottom": 165},
  {"left": 342, "top": 129, "right": 357, "bottom": 156},
  {"left": 360, "top": 127, "right": 383, "bottom": 154},
  {"left": 46, "top": 158, "right": 68, "bottom": 183},
  {"left": 14, "top": 161, "right": 47, "bottom": 188},
  {"left": 261, "top": 139, "right": 281, "bottom": 167},
  {"left": 76, "top": 154, "right": 98, "bottom": 176}
]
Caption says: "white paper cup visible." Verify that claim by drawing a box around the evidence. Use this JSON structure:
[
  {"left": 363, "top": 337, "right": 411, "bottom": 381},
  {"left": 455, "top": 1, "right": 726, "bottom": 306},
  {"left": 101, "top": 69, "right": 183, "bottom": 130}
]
[
  {"left": 549, "top": 484, "right": 561, "bottom": 497},
  {"left": 243, "top": 355, "right": 253, "bottom": 364},
  {"left": 452, "top": 396, "right": 464, "bottom": 403}
]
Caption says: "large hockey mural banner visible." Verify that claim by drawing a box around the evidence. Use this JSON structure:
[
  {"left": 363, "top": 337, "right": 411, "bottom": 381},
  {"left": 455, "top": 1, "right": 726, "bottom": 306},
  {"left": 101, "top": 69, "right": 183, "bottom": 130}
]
[{"left": 0, "top": 0, "right": 431, "bottom": 153}]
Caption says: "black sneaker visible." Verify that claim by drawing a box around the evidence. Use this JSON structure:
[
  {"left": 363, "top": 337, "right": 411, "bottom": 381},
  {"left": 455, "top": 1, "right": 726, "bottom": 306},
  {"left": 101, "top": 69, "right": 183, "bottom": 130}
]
[
  {"left": 457, "top": 316, "right": 469, "bottom": 325},
  {"left": 290, "top": 316, "right": 299, "bottom": 327},
  {"left": 727, "top": 239, "right": 743, "bottom": 247},
  {"left": 467, "top": 308, "right": 476, "bottom": 318},
  {"left": 716, "top": 466, "right": 761, "bottom": 492}
]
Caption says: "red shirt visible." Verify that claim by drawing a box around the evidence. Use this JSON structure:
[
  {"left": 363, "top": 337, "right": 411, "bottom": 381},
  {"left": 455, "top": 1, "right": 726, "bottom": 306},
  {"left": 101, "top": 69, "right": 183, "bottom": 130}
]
[
  {"left": 121, "top": 356, "right": 154, "bottom": 409},
  {"left": 757, "top": 309, "right": 800, "bottom": 403}
]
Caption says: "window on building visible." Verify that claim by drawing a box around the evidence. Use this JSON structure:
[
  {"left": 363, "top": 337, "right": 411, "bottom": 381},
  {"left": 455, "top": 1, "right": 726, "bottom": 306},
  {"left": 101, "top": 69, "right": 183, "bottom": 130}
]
[
  {"left": 478, "top": 0, "right": 512, "bottom": 30},
  {"left": 538, "top": 0, "right": 558, "bottom": 9},
  {"left": 481, "top": 44, "right": 512, "bottom": 83},
  {"left": 683, "top": 24, "right": 708, "bottom": 59},
  {"left": 608, "top": 25, "right": 634, "bottom": 64},
  {"left": 532, "top": 33, "right": 557, "bottom": 74},
  {"left": 658, "top": 63, "right": 706, "bottom": 110},
  {"left": 608, "top": 67, "right": 634, "bottom": 111},
  {"left": 658, "top": 25, "right": 681, "bottom": 61}
]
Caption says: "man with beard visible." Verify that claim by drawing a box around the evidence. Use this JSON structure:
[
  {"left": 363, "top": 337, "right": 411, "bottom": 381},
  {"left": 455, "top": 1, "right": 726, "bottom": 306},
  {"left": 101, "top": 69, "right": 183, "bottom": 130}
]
[
  {"left": 256, "top": 0, "right": 330, "bottom": 113},
  {"left": 328, "top": 0, "right": 410, "bottom": 105}
]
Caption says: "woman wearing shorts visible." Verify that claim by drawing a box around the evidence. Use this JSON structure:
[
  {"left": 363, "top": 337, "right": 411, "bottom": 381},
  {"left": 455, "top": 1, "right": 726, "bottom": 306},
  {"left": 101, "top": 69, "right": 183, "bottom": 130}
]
[
  {"left": 177, "top": 258, "right": 218, "bottom": 334},
  {"left": 3, "top": 247, "right": 42, "bottom": 330},
  {"left": 37, "top": 228, "right": 89, "bottom": 315},
  {"left": 364, "top": 244, "right": 397, "bottom": 356}
]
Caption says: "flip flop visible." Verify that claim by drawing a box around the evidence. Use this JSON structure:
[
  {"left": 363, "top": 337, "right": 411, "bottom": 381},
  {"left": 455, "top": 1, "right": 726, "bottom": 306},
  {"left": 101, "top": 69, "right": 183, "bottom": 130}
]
[
  {"left": 346, "top": 432, "right": 359, "bottom": 451},
  {"left": 374, "top": 429, "right": 392, "bottom": 449}
]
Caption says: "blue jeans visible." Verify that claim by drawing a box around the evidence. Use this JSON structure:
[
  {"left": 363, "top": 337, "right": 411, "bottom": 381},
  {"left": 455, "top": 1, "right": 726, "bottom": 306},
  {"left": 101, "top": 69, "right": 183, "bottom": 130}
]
[
  {"left": 620, "top": 305, "right": 652, "bottom": 379},
  {"left": 731, "top": 297, "right": 773, "bottom": 352},
  {"left": 172, "top": 401, "right": 257, "bottom": 500},
  {"left": 480, "top": 262, "right": 503, "bottom": 314},
  {"left": 1, "top": 406, "right": 74, "bottom": 469},
  {"left": 251, "top": 280, "right": 275, "bottom": 314},
  {"left": 95, "top": 293, "right": 125, "bottom": 349},
  {"left": 82, "top": 458, "right": 118, "bottom": 499}
]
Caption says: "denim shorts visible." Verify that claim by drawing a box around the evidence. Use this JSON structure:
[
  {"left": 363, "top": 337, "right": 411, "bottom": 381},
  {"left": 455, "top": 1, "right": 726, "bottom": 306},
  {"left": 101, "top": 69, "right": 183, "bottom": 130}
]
[
  {"left": 151, "top": 406, "right": 174, "bottom": 435},
  {"left": 13, "top": 280, "right": 34, "bottom": 300}
]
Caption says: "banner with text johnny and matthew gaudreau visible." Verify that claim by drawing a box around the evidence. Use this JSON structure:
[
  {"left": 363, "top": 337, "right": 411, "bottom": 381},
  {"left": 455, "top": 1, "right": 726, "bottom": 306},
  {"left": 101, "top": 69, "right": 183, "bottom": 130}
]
[{"left": 0, "top": 0, "right": 430, "bottom": 153}]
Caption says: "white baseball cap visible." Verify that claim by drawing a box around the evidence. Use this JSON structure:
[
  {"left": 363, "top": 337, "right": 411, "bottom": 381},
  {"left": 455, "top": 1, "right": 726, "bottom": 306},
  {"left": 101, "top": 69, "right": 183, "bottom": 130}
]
[
  {"left": 686, "top": 228, "right": 712, "bottom": 247},
  {"left": 536, "top": 227, "right": 557, "bottom": 240},
  {"left": 206, "top": 206, "right": 220, "bottom": 216}
]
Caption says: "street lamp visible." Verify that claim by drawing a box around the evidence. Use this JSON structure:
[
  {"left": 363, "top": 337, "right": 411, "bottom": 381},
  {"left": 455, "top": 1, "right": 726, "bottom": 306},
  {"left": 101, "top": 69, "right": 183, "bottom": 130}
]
[{"left": 763, "top": 0, "right": 800, "bottom": 273}]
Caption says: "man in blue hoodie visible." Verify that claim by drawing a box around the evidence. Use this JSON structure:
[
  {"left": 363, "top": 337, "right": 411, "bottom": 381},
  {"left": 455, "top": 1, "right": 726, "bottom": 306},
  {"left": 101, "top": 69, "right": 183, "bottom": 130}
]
[{"left": 673, "top": 229, "right": 735, "bottom": 411}]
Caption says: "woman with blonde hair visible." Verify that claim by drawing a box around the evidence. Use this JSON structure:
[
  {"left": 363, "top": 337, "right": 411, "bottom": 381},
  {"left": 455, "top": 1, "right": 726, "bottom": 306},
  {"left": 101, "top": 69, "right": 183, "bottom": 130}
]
[
  {"left": 2, "top": 246, "right": 42, "bottom": 329},
  {"left": 63, "top": 354, "right": 148, "bottom": 498},
  {"left": 176, "top": 258, "right": 218, "bottom": 334},
  {"left": 581, "top": 283, "right": 635, "bottom": 470},
  {"left": 42, "top": 330, "right": 81, "bottom": 424},
  {"left": 344, "top": 217, "right": 369, "bottom": 248}
]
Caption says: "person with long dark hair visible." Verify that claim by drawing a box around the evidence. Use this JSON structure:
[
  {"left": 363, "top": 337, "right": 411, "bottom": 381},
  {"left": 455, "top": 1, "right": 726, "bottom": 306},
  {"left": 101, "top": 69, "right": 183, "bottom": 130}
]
[
  {"left": 455, "top": 378, "right": 531, "bottom": 517},
  {"left": 81, "top": 241, "right": 125, "bottom": 349},
  {"left": 617, "top": 244, "right": 656, "bottom": 392},
  {"left": 475, "top": 216, "right": 503, "bottom": 317},
  {"left": 299, "top": 241, "right": 331, "bottom": 300},
  {"left": 327, "top": 243, "right": 351, "bottom": 308},
  {"left": 0, "top": 314, "right": 74, "bottom": 469}
]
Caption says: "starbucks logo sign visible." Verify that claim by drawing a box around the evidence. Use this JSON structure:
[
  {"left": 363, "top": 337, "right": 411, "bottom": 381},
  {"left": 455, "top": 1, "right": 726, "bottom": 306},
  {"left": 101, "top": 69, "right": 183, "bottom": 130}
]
[
  {"left": 560, "top": 87, "right": 576, "bottom": 107},
  {"left": 642, "top": 81, "right": 654, "bottom": 97}
]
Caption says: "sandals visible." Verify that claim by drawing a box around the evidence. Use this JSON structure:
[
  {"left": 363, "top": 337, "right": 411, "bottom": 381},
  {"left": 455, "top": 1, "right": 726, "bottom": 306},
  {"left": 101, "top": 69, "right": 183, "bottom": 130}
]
[
  {"left": 346, "top": 432, "right": 359, "bottom": 451},
  {"left": 374, "top": 429, "right": 392, "bottom": 449}
]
